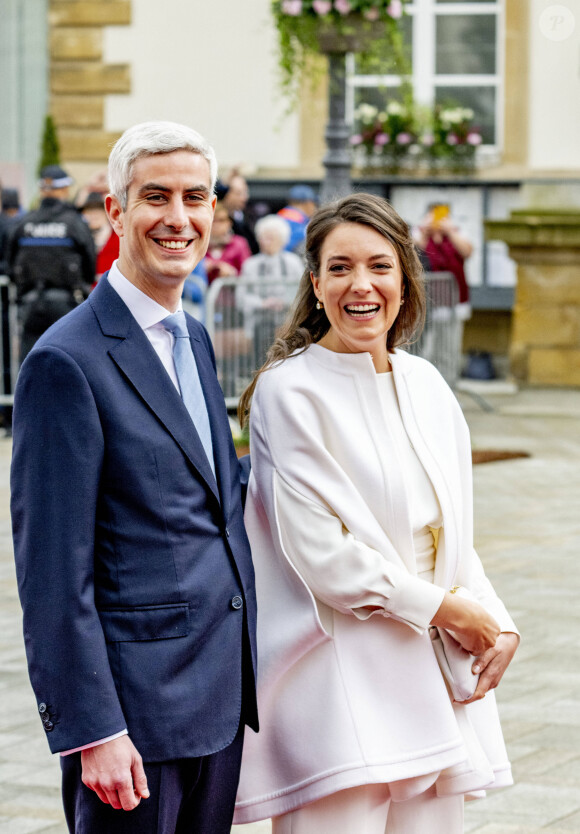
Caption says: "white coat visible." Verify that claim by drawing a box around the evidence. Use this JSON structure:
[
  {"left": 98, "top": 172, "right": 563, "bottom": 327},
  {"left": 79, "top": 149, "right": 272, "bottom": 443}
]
[{"left": 234, "top": 344, "right": 518, "bottom": 824}]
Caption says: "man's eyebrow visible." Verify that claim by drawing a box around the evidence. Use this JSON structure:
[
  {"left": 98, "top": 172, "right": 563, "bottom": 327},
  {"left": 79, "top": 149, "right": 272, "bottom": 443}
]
[{"left": 136, "top": 182, "right": 211, "bottom": 196}]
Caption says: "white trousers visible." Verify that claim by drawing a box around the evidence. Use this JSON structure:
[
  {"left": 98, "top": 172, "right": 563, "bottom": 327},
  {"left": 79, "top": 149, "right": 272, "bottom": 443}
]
[{"left": 272, "top": 783, "right": 464, "bottom": 834}]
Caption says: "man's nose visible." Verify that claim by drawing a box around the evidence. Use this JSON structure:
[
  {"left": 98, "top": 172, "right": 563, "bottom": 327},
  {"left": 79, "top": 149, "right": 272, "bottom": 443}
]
[{"left": 164, "top": 198, "right": 187, "bottom": 230}]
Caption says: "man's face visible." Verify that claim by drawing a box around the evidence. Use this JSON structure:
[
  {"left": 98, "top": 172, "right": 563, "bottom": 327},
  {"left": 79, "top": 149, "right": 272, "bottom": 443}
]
[{"left": 106, "top": 150, "right": 216, "bottom": 300}]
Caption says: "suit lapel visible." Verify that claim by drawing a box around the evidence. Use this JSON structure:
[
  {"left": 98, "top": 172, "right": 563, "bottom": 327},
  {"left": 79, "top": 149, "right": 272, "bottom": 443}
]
[{"left": 90, "top": 279, "right": 221, "bottom": 504}]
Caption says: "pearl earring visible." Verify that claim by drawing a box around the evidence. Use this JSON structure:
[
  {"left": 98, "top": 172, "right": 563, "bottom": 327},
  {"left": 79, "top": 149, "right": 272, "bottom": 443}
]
[{"left": 316, "top": 300, "right": 324, "bottom": 310}]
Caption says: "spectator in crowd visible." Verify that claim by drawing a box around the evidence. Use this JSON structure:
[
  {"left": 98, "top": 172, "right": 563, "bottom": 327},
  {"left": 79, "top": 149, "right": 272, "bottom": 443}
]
[
  {"left": 0, "top": 188, "right": 22, "bottom": 274},
  {"left": 11, "top": 120, "right": 257, "bottom": 834},
  {"left": 239, "top": 214, "right": 304, "bottom": 368},
  {"left": 234, "top": 193, "right": 518, "bottom": 833},
  {"left": 204, "top": 201, "right": 251, "bottom": 283},
  {"left": 222, "top": 171, "right": 259, "bottom": 254},
  {"left": 414, "top": 202, "right": 473, "bottom": 318},
  {"left": 1, "top": 187, "right": 22, "bottom": 218},
  {"left": 6, "top": 164, "right": 95, "bottom": 362},
  {"left": 80, "top": 191, "right": 120, "bottom": 282},
  {"left": 414, "top": 203, "right": 473, "bottom": 381},
  {"left": 277, "top": 184, "right": 318, "bottom": 254}
]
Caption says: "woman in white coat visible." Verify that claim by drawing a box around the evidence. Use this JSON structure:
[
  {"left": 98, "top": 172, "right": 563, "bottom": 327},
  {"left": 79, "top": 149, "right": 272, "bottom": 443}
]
[{"left": 234, "top": 194, "right": 519, "bottom": 833}]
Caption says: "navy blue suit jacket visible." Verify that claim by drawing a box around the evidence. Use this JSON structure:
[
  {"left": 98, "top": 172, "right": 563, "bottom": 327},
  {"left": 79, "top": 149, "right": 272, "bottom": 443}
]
[{"left": 11, "top": 276, "right": 258, "bottom": 760}]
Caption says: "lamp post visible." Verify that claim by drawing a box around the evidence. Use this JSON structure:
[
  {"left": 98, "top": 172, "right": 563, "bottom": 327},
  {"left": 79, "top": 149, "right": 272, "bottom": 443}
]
[
  {"left": 320, "top": 51, "right": 352, "bottom": 203},
  {"left": 316, "top": 17, "right": 378, "bottom": 204}
]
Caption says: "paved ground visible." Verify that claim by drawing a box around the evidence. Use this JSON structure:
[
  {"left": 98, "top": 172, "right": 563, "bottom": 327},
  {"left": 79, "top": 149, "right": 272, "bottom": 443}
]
[{"left": 0, "top": 384, "right": 579, "bottom": 833}]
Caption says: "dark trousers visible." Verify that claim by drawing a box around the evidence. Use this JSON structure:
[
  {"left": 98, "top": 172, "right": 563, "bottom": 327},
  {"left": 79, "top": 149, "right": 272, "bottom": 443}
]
[{"left": 61, "top": 724, "right": 245, "bottom": 834}]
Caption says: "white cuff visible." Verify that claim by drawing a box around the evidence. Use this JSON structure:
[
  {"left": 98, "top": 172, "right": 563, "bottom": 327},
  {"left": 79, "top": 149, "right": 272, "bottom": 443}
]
[{"left": 59, "top": 729, "right": 128, "bottom": 757}]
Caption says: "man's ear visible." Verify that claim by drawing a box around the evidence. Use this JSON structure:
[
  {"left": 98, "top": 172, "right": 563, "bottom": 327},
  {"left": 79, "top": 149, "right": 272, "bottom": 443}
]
[{"left": 105, "top": 194, "right": 124, "bottom": 237}]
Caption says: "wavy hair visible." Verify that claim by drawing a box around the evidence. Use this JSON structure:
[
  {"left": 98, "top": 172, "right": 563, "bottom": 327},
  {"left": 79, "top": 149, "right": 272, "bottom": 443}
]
[{"left": 238, "top": 192, "right": 425, "bottom": 426}]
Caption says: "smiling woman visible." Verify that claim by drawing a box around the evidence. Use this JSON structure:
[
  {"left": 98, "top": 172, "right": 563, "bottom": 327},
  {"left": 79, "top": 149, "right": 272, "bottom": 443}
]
[
  {"left": 311, "top": 222, "right": 404, "bottom": 373},
  {"left": 235, "top": 194, "right": 519, "bottom": 833}
]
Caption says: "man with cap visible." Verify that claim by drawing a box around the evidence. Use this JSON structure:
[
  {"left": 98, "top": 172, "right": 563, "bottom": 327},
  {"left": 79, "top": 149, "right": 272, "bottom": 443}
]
[
  {"left": 6, "top": 164, "right": 95, "bottom": 361},
  {"left": 277, "top": 184, "right": 318, "bottom": 254}
]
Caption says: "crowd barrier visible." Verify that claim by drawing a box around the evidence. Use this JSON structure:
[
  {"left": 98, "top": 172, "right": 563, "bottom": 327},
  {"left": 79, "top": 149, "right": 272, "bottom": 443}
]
[
  {"left": 0, "top": 270, "right": 460, "bottom": 413},
  {"left": 206, "top": 271, "right": 461, "bottom": 409},
  {"left": 0, "top": 276, "right": 17, "bottom": 408}
]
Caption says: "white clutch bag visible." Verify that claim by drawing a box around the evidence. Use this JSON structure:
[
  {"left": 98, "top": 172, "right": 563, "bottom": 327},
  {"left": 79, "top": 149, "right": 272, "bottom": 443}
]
[{"left": 430, "top": 586, "right": 479, "bottom": 702}]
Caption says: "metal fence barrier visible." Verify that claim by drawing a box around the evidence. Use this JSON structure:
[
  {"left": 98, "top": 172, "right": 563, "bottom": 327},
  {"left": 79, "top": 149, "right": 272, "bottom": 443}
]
[
  {"left": 206, "top": 271, "right": 461, "bottom": 408},
  {"left": 0, "top": 275, "right": 17, "bottom": 408},
  {"left": 0, "top": 270, "right": 461, "bottom": 413}
]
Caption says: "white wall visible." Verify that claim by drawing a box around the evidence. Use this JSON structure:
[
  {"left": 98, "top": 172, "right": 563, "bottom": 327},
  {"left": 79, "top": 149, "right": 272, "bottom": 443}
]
[
  {"left": 103, "top": 0, "right": 300, "bottom": 174},
  {"left": 529, "top": 0, "right": 580, "bottom": 171}
]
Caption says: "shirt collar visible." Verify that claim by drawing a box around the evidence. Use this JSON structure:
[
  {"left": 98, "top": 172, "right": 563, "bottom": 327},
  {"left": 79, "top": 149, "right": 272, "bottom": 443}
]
[{"left": 107, "top": 261, "right": 182, "bottom": 330}]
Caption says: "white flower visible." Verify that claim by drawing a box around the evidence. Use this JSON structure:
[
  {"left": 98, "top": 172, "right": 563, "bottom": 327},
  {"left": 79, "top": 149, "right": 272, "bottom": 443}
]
[{"left": 386, "top": 101, "right": 404, "bottom": 116}]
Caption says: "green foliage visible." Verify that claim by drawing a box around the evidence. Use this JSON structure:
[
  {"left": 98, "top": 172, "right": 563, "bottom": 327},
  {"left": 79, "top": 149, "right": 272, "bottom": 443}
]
[
  {"left": 272, "top": 0, "right": 410, "bottom": 109},
  {"left": 38, "top": 115, "right": 60, "bottom": 175}
]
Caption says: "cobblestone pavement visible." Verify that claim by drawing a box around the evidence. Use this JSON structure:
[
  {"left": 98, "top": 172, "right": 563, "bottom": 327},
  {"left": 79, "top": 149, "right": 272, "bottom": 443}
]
[{"left": 0, "top": 385, "right": 579, "bottom": 833}]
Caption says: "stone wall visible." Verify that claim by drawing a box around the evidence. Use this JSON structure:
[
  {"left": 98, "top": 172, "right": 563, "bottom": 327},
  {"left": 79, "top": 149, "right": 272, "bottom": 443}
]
[
  {"left": 49, "top": 0, "right": 131, "bottom": 162},
  {"left": 486, "top": 211, "right": 580, "bottom": 386}
]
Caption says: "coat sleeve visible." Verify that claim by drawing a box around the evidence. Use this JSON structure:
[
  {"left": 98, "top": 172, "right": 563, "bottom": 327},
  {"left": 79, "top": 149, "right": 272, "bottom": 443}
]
[
  {"left": 251, "top": 375, "right": 445, "bottom": 633},
  {"left": 11, "top": 346, "right": 127, "bottom": 753}
]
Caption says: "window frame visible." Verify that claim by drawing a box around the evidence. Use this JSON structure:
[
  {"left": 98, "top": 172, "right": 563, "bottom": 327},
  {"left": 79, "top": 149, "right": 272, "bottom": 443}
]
[{"left": 346, "top": 0, "right": 504, "bottom": 153}]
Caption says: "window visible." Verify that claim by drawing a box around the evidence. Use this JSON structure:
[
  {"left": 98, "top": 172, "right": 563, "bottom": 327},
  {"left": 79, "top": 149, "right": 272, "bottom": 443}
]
[{"left": 348, "top": 0, "right": 502, "bottom": 149}]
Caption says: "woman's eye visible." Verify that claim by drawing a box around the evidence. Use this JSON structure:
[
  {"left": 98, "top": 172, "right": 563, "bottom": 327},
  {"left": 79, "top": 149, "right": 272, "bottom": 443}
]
[{"left": 329, "top": 264, "right": 347, "bottom": 273}]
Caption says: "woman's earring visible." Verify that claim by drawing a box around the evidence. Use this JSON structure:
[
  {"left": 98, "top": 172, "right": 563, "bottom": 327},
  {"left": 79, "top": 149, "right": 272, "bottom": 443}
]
[
  {"left": 316, "top": 300, "right": 324, "bottom": 310},
  {"left": 399, "top": 297, "right": 405, "bottom": 306}
]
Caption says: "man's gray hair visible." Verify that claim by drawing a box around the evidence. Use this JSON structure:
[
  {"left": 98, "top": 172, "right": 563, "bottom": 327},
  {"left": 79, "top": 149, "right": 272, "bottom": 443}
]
[
  {"left": 255, "top": 214, "right": 292, "bottom": 249},
  {"left": 108, "top": 121, "right": 218, "bottom": 209}
]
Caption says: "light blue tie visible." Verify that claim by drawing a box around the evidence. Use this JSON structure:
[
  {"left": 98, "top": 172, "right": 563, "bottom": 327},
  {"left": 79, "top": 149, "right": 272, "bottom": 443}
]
[{"left": 162, "top": 312, "right": 215, "bottom": 478}]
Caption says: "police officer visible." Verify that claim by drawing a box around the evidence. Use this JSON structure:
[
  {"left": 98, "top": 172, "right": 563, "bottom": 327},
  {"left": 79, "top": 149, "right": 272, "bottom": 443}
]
[{"left": 7, "top": 165, "right": 95, "bottom": 362}]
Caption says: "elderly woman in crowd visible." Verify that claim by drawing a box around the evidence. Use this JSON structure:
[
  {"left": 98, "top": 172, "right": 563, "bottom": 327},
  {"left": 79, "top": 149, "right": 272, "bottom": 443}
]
[
  {"left": 238, "top": 214, "right": 304, "bottom": 369},
  {"left": 233, "top": 193, "right": 519, "bottom": 833}
]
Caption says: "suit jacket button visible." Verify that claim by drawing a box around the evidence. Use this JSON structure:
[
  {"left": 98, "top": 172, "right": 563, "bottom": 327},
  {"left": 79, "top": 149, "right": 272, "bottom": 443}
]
[
  {"left": 231, "top": 595, "right": 243, "bottom": 610},
  {"left": 225, "top": 526, "right": 230, "bottom": 538},
  {"left": 43, "top": 721, "right": 54, "bottom": 732},
  {"left": 38, "top": 702, "right": 47, "bottom": 714}
]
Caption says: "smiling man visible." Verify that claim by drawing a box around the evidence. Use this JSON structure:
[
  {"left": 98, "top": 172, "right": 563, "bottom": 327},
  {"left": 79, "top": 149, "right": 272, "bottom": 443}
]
[{"left": 11, "top": 122, "right": 258, "bottom": 834}]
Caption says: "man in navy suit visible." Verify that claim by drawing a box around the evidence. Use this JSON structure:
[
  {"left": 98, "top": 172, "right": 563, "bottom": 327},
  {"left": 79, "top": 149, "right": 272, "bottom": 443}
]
[{"left": 11, "top": 122, "right": 258, "bottom": 833}]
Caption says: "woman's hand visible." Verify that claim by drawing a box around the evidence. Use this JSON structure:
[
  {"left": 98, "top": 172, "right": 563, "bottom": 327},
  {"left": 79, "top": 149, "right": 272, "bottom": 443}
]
[
  {"left": 431, "top": 591, "right": 500, "bottom": 656},
  {"left": 460, "top": 632, "right": 520, "bottom": 704}
]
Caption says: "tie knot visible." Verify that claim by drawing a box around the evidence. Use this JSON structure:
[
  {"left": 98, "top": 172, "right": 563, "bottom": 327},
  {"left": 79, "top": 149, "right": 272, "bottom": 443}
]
[{"left": 162, "top": 312, "right": 189, "bottom": 339}]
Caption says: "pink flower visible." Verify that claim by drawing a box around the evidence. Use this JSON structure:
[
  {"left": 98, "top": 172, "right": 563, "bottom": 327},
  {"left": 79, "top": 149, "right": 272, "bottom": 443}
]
[
  {"left": 281, "top": 0, "right": 303, "bottom": 14},
  {"left": 349, "top": 134, "right": 363, "bottom": 145},
  {"left": 387, "top": 0, "right": 403, "bottom": 19},
  {"left": 467, "top": 132, "right": 482, "bottom": 146},
  {"left": 313, "top": 0, "right": 332, "bottom": 13},
  {"left": 420, "top": 133, "right": 434, "bottom": 147},
  {"left": 334, "top": 0, "right": 352, "bottom": 15},
  {"left": 374, "top": 132, "right": 390, "bottom": 146},
  {"left": 364, "top": 7, "right": 381, "bottom": 20},
  {"left": 396, "top": 132, "right": 412, "bottom": 145},
  {"left": 446, "top": 133, "right": 459, "bottom": 146}
]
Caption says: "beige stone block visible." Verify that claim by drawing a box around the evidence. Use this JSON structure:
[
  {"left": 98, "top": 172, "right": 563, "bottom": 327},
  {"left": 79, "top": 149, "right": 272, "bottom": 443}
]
[
  {"left": 50, "top": 27, "right": 102, "bottom": 60},
  {"left": 52, "top": 63, "right": 130, "bottom": 94},
  {"left": 60, "top": 130, "right": 122, "bottom": 162},
  {"left": 512, "top": 306, "right": 579, "bottom": 347},
  {"left": 528, "top": 348, "right": 580, "bottom": 386},
  {"left": 51, "top": 96, "right": 104, "bottom": 128},
  {"left": 50, "top": 1, "right": 131, "bottom": 27},
  {"left": 515, "top": 263, "right": 580, "bottom": 306}
]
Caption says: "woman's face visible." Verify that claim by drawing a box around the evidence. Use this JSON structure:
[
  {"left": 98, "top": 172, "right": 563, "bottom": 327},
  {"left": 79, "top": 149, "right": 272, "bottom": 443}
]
[{"left": 311, "top": 222, "right": 403, "bottom": 370}]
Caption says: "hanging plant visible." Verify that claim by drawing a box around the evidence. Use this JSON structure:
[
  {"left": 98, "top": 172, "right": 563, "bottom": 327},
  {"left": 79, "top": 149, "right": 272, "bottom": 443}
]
[{"left": 272, "top": 0, "right": 410, "bottom": 107}]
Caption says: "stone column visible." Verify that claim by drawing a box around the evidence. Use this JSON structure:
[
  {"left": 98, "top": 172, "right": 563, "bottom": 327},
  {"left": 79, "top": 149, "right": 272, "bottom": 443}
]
[{"left": 485, "top": 210, "right": 580, "bottom": 386}]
